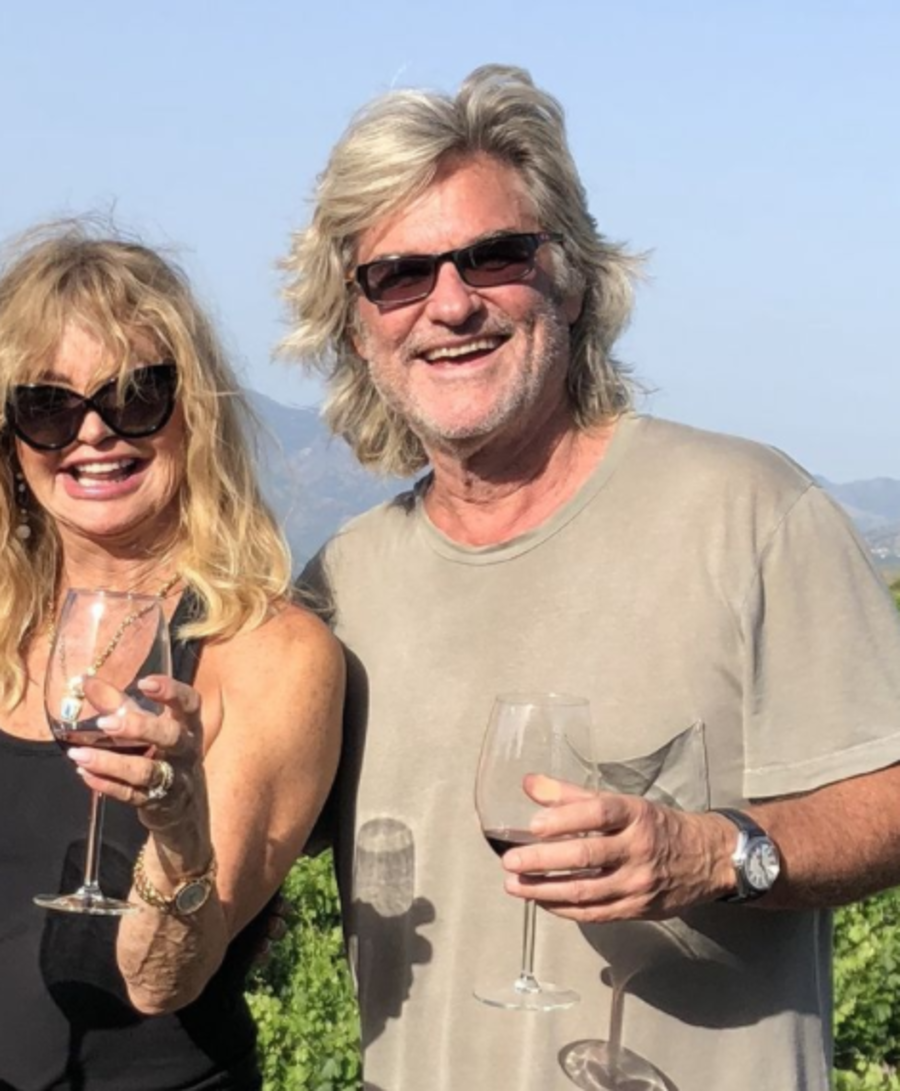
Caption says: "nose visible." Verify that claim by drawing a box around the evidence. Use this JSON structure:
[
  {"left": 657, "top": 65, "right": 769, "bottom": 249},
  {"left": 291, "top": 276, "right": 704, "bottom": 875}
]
[
  {"left": 75, "top": 407, "right": 116, "bottom": 446},
  {"left": 424, "top": 259, "right": 484, "bottom": 326}
]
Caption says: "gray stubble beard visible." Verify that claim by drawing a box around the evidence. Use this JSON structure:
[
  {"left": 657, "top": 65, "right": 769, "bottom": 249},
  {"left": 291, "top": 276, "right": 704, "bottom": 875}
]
[{"left": 367, "top": 299, "right": 573, "bottom": 455}]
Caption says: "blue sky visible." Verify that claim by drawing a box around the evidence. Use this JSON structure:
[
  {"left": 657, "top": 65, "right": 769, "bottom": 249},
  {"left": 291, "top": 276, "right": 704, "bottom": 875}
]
[{"left": 1, "top": 1, "right": 897, "bottom": 480}]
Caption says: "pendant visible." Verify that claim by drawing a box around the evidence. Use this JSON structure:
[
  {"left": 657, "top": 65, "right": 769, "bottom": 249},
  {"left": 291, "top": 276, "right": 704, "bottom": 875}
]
[{"left": 61, "top": 675, "right": 86, "bottom": 724}]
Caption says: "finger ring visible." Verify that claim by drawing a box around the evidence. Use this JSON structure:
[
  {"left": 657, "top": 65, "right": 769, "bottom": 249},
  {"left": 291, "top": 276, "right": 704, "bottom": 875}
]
[{"left": 147, "top": 759, "right": 175, "bottom": 803}]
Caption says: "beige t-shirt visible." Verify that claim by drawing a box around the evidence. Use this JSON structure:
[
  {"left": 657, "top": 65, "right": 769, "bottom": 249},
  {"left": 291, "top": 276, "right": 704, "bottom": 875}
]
[{"left": 311, "top": 414, "right": 900, "bottom": 1091}]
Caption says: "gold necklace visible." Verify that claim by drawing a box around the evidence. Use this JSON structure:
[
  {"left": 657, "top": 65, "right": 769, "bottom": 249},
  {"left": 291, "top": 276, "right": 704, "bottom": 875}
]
[{"left": 52, "top": 573, "right": 181, "bottom": 724}]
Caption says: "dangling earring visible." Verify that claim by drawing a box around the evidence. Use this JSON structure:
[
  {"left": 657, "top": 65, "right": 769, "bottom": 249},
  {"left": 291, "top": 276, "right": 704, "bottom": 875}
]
[{"left": 14, "top": 471, "right": 32, "bottom": 541}]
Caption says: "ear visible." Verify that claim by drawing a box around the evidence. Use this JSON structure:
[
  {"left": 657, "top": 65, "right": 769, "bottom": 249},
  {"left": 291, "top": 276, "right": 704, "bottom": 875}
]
[
  {"left": 350, "top": 327, "right": 367, "bottom": 361},
  {"left": 348, "top": 306, "right": 370, "bottom": 362},
  {"left": 563, "top": 286, "right": 585, "bottom": 326}
]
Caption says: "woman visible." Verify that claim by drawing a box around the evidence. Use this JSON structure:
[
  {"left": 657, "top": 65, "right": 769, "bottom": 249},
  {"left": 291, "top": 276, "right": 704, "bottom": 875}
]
[{"left": 0, "top": 221, "right": 344, "bottom": 1090}]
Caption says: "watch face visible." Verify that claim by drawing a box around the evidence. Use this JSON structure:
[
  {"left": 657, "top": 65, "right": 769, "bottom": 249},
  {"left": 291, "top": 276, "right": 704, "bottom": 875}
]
[
  {"left": 174, "top": 880, "right": 211, "bottom": 916},
  {"left": 746, "top": 840, "right": 780, "bottom": 891}
]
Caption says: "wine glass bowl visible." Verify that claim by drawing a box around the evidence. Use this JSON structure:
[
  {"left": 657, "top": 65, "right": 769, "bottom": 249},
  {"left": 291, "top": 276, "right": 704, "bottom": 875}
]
[
  {"left": 473, "top": 691, "right": 595, "bottom": 1010},
  {"left": 34, "top": 589, "right": 172, "bottom": 915}
]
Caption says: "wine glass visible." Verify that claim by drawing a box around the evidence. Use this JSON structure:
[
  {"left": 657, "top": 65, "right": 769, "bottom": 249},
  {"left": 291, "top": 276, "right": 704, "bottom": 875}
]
[
  {"left": 34, "top": 589, "right": 172, "bottom": 915},
  {"left": 560, "top": 721, "right": 707, "bottom": 1090},
  {"left": 474, "top": 691, "right": 596, "bottom": 1010},
  {"left": 560, "top": 924, "right": 682, "bottom": 1090}
]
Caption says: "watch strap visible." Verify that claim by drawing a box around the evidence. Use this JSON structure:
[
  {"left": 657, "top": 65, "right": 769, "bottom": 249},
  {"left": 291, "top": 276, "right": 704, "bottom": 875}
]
[
  {"left": 133, "top": 843, "right": 217, "bottom": 916},
  {"left": 711, "top": 807, "right": 776, "bottom": 902},
  {"left": 711, "top": 807, "right": 768, "bottom": 839}
]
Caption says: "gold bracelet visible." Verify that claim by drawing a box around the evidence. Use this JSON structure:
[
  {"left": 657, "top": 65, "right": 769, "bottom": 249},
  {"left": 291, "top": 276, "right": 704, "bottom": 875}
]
[{"left": 133, "top": 843, "right": 218, "bottom": 917}]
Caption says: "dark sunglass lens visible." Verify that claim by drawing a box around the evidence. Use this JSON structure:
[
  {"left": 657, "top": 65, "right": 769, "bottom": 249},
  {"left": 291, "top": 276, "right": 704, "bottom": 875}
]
[
  {"left": 12, "top": 386, "right": 83, "bottom": 449},
  {"left": 365, "top": 257, "right": 435, "bottom": 304},
  {"left": 465, "top": 235, "right": 538, "bottom": 286},
  {"left": 96, "top": 366, "right": 176, "bottom": 436}
]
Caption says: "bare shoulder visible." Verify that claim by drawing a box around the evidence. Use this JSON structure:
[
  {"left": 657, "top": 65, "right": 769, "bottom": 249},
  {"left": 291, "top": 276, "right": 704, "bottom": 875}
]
[
  {"left": 209, "top": 602, "right": 339, "bottom": 667},
  {"left": 196, "top": 602, "right": 344, "bottom": 719}
]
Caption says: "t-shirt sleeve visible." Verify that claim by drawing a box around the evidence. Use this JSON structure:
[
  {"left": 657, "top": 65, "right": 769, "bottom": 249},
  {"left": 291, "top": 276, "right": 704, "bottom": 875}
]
[
  {"left": 741, "top": 484, "right": 900, "bottom": 799},
  {"left": 295, "top": 547, "right": 337, "bottom": 626}
]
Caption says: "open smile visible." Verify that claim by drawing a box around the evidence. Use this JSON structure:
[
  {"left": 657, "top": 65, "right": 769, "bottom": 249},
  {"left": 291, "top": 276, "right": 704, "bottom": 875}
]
[
  {"left": 420, "top": 336, "right": 508, "bottom": 366},
  {"left": 64, "top": 458, "right": 142, "bottom": 484},
  {"left": 58, "top": 456, "right": 152, "bottom": 500}
]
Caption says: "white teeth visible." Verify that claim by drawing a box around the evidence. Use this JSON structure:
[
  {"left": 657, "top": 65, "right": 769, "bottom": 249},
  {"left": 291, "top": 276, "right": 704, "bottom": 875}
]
[
  {"left": 76, "top": 460, "right": 131, "bottom": 473},
  {"left": 70, "top": 459, "right": 135, "bottom": 479},
  {"left": 423, "top": 338, "right": 500, "bottom": 362}
]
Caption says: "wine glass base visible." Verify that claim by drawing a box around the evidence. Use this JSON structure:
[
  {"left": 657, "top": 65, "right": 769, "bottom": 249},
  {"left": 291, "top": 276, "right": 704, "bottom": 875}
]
[
  {"left": 560, "top": 1040, "right": 672, "bottom": 1090},
  {"left": 34, "top": 892, "right": 139, "bottom": 916},
  {"left": 474, "top": 979, "right": 580, "bottom": 1011}
]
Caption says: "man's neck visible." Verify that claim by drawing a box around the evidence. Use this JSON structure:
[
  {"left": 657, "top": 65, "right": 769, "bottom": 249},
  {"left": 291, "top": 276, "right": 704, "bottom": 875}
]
[{"left": 424, "top": 419, "right": 619, "bottom": 547}]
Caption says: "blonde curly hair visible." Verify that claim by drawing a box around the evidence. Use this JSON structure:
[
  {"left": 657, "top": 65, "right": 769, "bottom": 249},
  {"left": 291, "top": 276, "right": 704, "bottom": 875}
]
[{"left": 0, "top": 219, "right": 292, "bottom": 711}]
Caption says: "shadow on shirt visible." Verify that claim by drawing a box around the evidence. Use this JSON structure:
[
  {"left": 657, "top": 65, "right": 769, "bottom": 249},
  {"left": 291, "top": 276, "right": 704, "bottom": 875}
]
[
  {"left": 313, "top": 648, "right": 436, "bottom": 1054},
  {"left": 37, "top": 837, "right": 264, "bottom": 1090},
  {"left": 38, "top": 838, "right": 142, "bottom": 1089}
]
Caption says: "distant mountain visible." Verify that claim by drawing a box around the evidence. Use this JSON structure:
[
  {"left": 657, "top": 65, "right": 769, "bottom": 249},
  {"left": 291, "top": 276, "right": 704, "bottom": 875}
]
[
  {"left": 818, "top": 477, "right": 900, "bottom": 532},
  {"left": 817, "top": 477, "right": 900, "bottom": 566},
  {"left": 246, "top": 392, "right": 900, "bottom": 568},
  {"left": 247, "top": 391, "right": 405, "bottom": 565}
]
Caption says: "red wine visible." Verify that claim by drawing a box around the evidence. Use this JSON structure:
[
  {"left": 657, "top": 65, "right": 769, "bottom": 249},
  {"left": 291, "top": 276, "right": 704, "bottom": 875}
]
[
  {"left": 49, "top": 720, "right": 150, "bottom": 758},
  {"left": 483, "top": 828, "right": 537, "bottom": 858}
]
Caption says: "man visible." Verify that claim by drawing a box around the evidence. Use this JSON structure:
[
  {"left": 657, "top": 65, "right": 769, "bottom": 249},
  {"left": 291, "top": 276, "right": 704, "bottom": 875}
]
[{"left": 282, "top": 65, "right": 900, "bottom": 1090}]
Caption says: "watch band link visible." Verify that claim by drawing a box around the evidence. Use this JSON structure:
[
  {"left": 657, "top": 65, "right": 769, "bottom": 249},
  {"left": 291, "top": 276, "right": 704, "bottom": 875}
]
[{"left": 133, "top": 843, "right": 218, "bottom": 915}]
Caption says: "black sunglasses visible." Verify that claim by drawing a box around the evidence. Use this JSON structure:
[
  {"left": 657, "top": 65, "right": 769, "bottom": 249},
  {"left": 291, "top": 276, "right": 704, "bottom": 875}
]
[
  {"left": 6, "top": 362, "right": 178, "bottom": 451},
  {"left": 353, "top": 231, "right": 564, "bottom": 306}
]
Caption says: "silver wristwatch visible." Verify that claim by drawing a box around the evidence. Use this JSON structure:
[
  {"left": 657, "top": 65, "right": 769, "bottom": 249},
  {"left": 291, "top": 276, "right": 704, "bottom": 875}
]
[{"left": 712, "top": 807, "right": 781, "bottom": 902}]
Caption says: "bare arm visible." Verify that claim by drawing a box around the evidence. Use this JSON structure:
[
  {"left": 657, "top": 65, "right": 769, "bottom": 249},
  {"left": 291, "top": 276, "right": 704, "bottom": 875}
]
[
  {"left": 747, "top": 762, "right": 900, "bottom": 908},
  {"left": 71, "top": 605, "right": 344, "bottom": 1012},
  {"left": 499, "top": 763, "right": 900, "bottom": 922}
]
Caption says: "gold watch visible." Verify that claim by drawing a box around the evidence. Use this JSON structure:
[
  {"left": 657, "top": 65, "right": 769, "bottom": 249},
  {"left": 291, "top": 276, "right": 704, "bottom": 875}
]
[{"left": 133, "top": 843, "right": 218, "bottom": 916}]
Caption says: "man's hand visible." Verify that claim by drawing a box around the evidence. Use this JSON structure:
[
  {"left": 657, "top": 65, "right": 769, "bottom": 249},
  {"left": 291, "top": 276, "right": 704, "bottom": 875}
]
[{"left": 500, "top": 775, "right": 737, "bottom": 922}]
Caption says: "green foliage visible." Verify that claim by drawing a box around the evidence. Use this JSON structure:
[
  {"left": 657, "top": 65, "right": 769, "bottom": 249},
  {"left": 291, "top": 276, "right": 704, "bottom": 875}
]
[
  {"left": 246, "top": 852, "right": 360, "bottom": 1091},
  {"left": 834, "top": 890, "right": 900, "bottom": 1089},
  {"left": 835, "top": 1067, "right": 900, "bottom": 1091}
]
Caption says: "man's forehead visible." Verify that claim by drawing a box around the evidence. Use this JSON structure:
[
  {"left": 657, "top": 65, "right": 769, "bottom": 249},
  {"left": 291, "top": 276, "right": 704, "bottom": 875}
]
[{"left": 356, "top": 157, "right": 537, "bottom": 261}]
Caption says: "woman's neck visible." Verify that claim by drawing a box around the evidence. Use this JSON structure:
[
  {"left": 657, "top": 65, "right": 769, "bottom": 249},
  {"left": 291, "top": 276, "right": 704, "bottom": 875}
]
[{"left": 56, "top": 535, "right": 182, "bottom": 599}]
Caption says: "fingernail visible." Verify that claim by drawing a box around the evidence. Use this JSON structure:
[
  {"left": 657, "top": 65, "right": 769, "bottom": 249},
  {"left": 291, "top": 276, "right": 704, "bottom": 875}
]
[
  {"left": 68, "top": 748, "right": 92, "bottom": 764},
  {"left": 506, "top": 851, "right": 522, "bottom": 870},
  {"left": 138, "top": 678, "right": 162, "bottom": 694},
  {"left": 97, "top": 714, "right": 123, "bottom": 732},
  {"left": 530, "top": 815, "right": 548, "bottom": 834}
]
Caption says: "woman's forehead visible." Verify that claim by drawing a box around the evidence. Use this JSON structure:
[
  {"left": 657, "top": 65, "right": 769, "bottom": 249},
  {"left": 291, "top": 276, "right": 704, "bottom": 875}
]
[{"left": 24, "top": 320, "right": 160, "bottom": 384}]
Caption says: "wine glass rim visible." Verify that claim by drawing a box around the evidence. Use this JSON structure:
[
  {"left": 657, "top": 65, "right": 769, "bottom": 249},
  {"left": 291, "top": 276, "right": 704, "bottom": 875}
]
[
  {"left": 65, "top": 588, "right": 163, "bottom": 602},
  {"left": 494, "top": 691, "right": 590, "bottom": 707}
]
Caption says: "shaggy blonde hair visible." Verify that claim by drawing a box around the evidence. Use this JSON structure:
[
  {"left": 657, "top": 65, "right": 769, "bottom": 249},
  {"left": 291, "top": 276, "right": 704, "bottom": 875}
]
[
  {"left": 280, "top": 64, "right": 642, "bottom": 477},
  {"left": 0, "top": 219, "right": 292, "bottom": 711}
]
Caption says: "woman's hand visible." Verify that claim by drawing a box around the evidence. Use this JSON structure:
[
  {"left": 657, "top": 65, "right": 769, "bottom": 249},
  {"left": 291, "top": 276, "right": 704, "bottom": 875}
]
[{"left": 69, "top": 674, "right": 208, "bottom": 835}]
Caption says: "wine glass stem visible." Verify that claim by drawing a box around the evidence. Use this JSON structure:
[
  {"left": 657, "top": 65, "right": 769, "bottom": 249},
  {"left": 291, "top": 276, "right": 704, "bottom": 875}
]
[
  {"left": 608, "top": 978, "right": 626, "bottom": 1072},
  {"left": 79, "top": 790, "right": 107, "bottom": 897},
  {"left": 515, "top": 899, "right": 541, "bottom": 992}
]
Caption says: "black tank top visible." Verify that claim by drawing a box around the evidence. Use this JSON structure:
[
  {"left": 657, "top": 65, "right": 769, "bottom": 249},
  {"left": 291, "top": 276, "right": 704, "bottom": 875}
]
[{"left": 0, "top": 594, "right": 266, "bottom": 1091}]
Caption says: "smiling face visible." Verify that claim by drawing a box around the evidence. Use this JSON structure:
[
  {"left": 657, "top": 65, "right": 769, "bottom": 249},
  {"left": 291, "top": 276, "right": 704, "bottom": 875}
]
[
  {"left": 15, "top": 322, "right": 186, "bottom": 551},
  {"left": 351, "top": 155, "right": 583, "bottom": 461}
]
